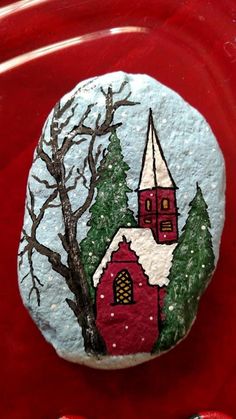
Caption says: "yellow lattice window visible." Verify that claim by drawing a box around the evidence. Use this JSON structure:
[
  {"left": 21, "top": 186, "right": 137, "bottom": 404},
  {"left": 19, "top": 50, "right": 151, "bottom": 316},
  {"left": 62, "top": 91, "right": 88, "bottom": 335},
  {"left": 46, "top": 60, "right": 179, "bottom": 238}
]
[
  {"left": 161, "top": 198, "right": 169, "bottom": 210},
  {"left": 160, "top": 220, "right": 173, "bottom": 232},
  {"left": 114, "top": 270, "right": 133, "bottom": 305},
  {"left": 145, "top": 198, "right": 152, "bottom": 211}
]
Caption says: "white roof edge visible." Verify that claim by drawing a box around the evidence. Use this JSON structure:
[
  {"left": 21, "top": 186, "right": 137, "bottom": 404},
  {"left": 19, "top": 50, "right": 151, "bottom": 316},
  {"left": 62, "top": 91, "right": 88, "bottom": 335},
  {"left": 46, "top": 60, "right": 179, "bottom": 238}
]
[{"left": 93, "top": 227, "right": 177, "bottom": 288}]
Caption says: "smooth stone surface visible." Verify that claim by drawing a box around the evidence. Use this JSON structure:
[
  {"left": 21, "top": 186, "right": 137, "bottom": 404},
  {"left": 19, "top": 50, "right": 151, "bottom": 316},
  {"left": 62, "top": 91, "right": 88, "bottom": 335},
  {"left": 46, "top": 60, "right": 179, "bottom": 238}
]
[{"left": 18, "top": 72, "right": 225, "bottom": 369}]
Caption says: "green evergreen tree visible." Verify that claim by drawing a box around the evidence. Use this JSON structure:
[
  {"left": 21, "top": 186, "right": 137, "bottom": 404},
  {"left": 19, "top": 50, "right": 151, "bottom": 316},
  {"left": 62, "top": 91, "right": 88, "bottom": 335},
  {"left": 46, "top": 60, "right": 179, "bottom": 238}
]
[
  {"left": 80, "top": 130, "right": 137, "bottom": 298},
  {"left": 154, "top": 184, "right": 215, "bottom": 352}
]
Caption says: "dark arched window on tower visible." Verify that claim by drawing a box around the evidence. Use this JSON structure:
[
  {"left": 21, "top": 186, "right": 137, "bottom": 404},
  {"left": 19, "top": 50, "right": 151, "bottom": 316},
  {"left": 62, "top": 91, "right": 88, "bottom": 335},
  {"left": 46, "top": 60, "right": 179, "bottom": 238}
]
[
  {"left": 113, "top": 270, "right": 134, "bottom": 304},
  {"left": 145, "top": 198, "right": 152, "bottom": 211},
  {"left": 161, "top": 198, "right": 169, "bottom": 210}
]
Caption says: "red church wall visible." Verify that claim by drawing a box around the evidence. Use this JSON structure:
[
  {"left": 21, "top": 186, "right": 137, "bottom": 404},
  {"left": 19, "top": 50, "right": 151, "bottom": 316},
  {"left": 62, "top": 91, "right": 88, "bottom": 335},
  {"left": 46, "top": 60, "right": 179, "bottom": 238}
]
[
  {"left": 138, "top": 189, "right": 158, "bottom": 239},
  {"left": 138, "top": 189, "right": 157, "bottom": 214},
  {"left": 158, "top": 213, "right": 178, "bottom": 243},
  {"left": 138, "top": 188, "right": 178, "bottom": 243},
  {"left": 96, "top": 240, "right": 159, "bottom": 355},
  {"left": 157, "top": 188, "right": 177, "bottom": 214}
]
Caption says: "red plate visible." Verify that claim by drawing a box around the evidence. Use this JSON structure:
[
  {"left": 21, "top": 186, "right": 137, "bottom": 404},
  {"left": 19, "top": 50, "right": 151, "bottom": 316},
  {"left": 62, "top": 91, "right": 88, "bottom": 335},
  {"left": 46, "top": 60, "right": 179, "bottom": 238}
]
[{"left": 0, "top": 1, "right": 235, "bottom": 418}]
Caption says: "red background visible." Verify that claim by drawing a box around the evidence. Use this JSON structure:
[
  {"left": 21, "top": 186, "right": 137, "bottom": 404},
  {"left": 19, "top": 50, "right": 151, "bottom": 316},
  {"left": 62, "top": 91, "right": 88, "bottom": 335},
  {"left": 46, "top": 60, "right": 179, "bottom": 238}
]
[{"left": 0, "top": 1, "right": 236, "bottom": 418}]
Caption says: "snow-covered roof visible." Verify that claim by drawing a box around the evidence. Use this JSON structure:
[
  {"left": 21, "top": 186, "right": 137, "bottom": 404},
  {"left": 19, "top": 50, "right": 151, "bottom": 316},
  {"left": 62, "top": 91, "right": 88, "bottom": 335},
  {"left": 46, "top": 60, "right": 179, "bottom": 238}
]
[
  {"left": 138, "top": 110, "right": 176, "bottom": 190},
  {"left": 93, "top": 228, "right": 177, "bottom": 288}
]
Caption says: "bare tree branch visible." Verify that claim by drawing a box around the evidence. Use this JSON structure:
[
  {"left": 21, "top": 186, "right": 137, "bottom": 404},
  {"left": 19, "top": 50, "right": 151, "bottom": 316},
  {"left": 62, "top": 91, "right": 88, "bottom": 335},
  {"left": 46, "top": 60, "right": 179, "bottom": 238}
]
[
  {"left": 76, "top": 157, "right": 88, "bottom": 190},
  {"left": 32, "top": 175, "right": 57, "bottom": 189},
  {"left": 27, "top": 248, "right": 43, "bottom": 305},
  {"left": 47, "top": 202, "right": 61, "bottom": 208},
  {"left": 23, "top": 230, "right": 70, "bottom": 280},
  {"left": 20, "top": 272, "right": 30, "bottom": 283},
  {"left": 95, "top": 112, "right": 101, "bottom": 129},
  {"left": 29, "top": 286, "right": 41, "bottom": 306},
  {"left": 18, "top": 242, "right": 30, "bottom": 267},
  {"left": 59, "top": 103, "right": 78, "bottom": 131},
  {"left": 65, "top": 166, "right": 74, "bottom": 183},
  {"left": 58, "top": 233, "right": 69, "bottom": 252},
  {"left": 36, "top": 140, "right": 54, "bottom": 177},
  {"left": 65, "top": 298, "right": 80, "bottom": 317},
  {"left": 94, "top": 144, "right": 103, "bottom": 166},
  {"left": 59, "top": 137, "right": 87, "bottom": 158},
  {"left": 66, "top": 174, "right": 83, "bottom": 192},
  {"left": 112, "top": 80, "right": 128, "bottom": 94},
  {"left": 114, "top": 98, "right": 139, "bottom": 110}
]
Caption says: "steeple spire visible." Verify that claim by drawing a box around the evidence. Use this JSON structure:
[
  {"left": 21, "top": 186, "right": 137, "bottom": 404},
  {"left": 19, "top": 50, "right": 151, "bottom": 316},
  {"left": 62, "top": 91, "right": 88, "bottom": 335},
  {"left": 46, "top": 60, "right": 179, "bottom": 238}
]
[{"left": 138, "top": 109, "right": 176, "bottom": 190}]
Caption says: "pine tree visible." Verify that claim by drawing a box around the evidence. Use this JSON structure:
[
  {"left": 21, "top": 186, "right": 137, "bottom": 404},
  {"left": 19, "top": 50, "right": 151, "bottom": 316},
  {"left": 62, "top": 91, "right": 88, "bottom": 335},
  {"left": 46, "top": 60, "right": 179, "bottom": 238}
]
[
  {"left": 154, "top": 184, "right": 215, "bottom": 352},
  {"left": 80, "top": 130, "right": 137, "bottom": 298}
]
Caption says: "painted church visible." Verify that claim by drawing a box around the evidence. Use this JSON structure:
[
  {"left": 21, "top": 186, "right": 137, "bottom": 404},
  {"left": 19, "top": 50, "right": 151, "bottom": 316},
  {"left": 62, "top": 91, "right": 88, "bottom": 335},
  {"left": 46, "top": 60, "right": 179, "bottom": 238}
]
[{"left": 93, "top": 110, "right": 179, "bottom": 356}]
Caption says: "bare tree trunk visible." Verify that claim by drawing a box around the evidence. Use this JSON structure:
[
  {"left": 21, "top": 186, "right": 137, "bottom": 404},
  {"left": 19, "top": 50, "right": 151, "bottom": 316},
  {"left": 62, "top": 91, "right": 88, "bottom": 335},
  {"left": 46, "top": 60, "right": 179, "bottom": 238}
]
[
  {"left": 20, "top": 82, "right": 139, "bottom": 356},
  {"left": 54, "top": 148, "right": 106, "bottom": 355}
]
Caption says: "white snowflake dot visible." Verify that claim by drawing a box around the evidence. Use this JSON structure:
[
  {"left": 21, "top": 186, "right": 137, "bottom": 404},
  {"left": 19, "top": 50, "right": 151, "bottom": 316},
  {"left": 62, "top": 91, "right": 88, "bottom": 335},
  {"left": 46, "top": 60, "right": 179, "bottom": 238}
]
[
  {"left": 201, "top": 225, "right": 206, "bottom": 230},
  {"left": 51, "top": 304, "right": 57, "bottom": 310},
  {"left": 101, "top": 215, "right": 104, "bottom": 218},
  {"left": 191, "top": 250, "right": 194, "bottom": 254},
  {"left": 111, "top": 273, "right": 114, "bottom": 277},
  {"left": 162, "top": 118, "right": 167, "bottom": 124},
  {"left": 112, "top": 343, "right": 116, "bottom": 348},
  {"left": 108, "top": 164, "right": 112, "bottom": 169},
  {"left": 89, "top": 252, "right": 92, "bottom": 256},
  {"left": 185, "top": 274, "right": 188, "bottom": 278},
  {"left": 202, "top": 264, "right": 205, "bottom": 268},
  {"left": 150, "top": 316, "right": 153, "bottom": 321},
  {"left": 139, "top": 283, "right": 143, "bottom": 287},
  {"left": 111, "top": 313, "right": 114, "bottom": 317},
  {"left": 100, "top": 294, "right": 104, "bottom": 299},
  {"left": 127, "top": 223, "right": 131, "bottom": 226},
  {"left": 125, "top": 325, "right": 129, "bottom": 330},
  {"left": 169, "top": 305, "right": 174, "bottom": 311},
  {"left": 141, "top": 337, "right": 145, "bottom": 341}
]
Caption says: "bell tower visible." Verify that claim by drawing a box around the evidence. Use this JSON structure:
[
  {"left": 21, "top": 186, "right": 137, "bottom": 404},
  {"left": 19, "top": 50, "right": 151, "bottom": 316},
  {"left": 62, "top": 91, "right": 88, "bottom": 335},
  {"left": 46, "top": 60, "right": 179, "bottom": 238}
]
[{"left": 138, "top": 109, "right": 178, "bottom": 244}]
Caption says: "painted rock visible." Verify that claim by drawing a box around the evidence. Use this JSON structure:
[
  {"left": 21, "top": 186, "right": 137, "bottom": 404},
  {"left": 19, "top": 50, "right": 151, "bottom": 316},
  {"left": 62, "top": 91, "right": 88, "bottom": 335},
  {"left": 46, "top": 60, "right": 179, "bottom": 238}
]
[{"left": 18, "top": 72, "right": 225, "bottom": 369}]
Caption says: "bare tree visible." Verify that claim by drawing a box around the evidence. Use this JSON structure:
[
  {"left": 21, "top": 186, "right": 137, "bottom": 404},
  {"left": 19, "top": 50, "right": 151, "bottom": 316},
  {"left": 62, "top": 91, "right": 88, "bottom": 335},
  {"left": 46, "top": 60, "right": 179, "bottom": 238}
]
[{"left": 19, "top": 82, "right": 139, "bottom": 355}]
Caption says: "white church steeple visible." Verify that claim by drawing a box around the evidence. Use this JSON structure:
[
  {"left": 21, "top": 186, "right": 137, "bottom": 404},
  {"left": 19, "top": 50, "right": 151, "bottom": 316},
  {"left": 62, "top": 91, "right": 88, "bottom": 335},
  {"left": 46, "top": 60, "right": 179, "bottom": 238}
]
[{"left": 138, "top": 109, "right": 176, "bottom": 190}]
